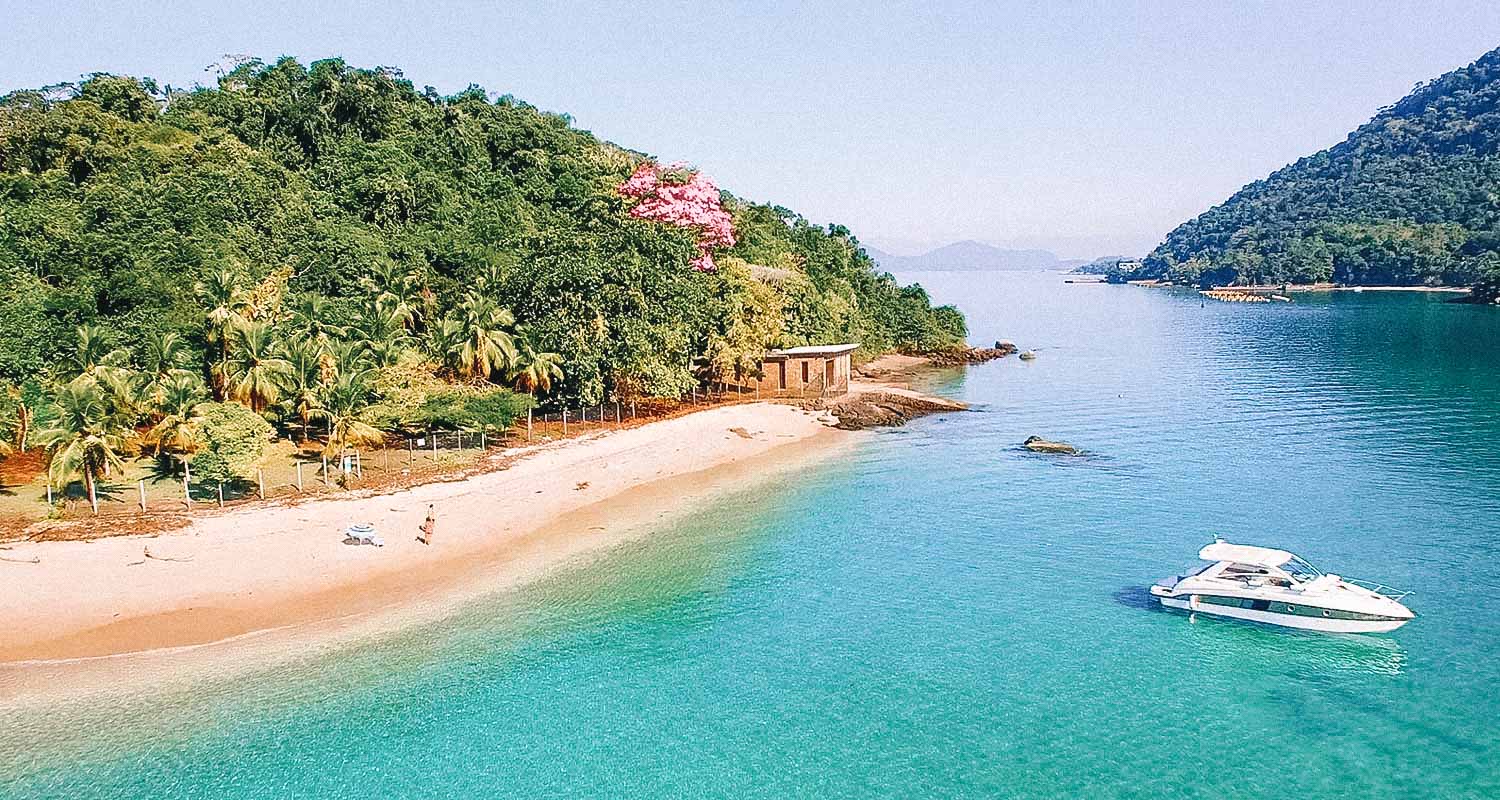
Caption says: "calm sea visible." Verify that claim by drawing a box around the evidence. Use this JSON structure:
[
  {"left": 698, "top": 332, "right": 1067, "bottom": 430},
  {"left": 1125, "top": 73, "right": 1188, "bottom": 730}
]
[{"left": 4, "top": 272, "right": 1499, "bottom": 798}]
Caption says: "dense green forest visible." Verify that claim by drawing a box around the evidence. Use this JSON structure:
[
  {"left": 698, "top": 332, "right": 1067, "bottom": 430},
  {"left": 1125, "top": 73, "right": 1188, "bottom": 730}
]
[
  {"left": 1131, "top": 46, "right": 1500, "bottom": 300},
  {"left": 0, "top": 57, "right": 964, "bottom": 498}
]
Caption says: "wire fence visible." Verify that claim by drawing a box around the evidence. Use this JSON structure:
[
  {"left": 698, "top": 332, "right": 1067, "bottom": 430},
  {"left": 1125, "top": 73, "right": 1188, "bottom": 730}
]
[{"left": 8, "top": 376, "right": 843, "bottom": 528}]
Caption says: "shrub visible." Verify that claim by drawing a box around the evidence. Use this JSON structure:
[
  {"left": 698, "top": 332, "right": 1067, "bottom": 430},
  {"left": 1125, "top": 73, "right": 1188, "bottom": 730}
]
[
  {"left": 416, "top": 386, "right": 533, "bottom": 432},
  {"left": 189, "top": 402, "right": 273, "bottom": 484}
]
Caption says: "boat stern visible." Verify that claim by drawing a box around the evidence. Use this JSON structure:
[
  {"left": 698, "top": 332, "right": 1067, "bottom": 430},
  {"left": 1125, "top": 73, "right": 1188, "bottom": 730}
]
[{"left": 1149, "top": 576, "right": 1181, "bottom": 601}]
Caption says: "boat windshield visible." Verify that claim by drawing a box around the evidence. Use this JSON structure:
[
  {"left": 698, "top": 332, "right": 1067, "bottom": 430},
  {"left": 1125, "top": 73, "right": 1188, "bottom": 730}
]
[
  {"left": 1219, "top": 562, "right": 1292, "bottom": 587},
  {"left": 1284, "top": 556, "right": 1324, "bottom": 579}
]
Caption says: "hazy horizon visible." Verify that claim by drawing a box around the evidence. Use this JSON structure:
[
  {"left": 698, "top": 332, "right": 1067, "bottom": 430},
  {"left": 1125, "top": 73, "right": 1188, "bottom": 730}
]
[{"left": 5, "top": 2, "right": 1500, "bottom": 260}]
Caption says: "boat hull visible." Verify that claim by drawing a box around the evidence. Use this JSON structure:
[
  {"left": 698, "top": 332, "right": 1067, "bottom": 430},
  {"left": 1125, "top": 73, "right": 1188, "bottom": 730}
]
[{"left": 1156, "top": 594, "right": 1410, "bottom": 634}]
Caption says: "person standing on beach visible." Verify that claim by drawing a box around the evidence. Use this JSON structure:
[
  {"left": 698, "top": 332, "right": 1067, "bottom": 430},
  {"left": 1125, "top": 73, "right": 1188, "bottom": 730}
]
[{"left": 420, "top": 503, "right": 436, "bottom": 545}]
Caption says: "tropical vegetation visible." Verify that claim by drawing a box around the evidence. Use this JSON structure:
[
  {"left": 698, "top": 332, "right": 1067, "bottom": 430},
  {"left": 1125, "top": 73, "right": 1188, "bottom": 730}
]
[{"left": 0, "top": 57, "right": 965, "bottom": 500}]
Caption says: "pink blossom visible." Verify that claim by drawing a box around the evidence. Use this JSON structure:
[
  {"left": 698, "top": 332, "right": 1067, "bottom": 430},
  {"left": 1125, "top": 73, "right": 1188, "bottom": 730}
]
[
  {"left": 619, "top": 162, "right": 659, "bottom": 197},
  {"left": 618, "top": 161, "right": 736, "bottom": 270}
]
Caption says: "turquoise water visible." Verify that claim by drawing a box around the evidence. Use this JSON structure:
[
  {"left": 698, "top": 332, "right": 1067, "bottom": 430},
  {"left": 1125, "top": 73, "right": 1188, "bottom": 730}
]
[{"left": 4, "top": 273, "right": 1500, "bottom": 798}]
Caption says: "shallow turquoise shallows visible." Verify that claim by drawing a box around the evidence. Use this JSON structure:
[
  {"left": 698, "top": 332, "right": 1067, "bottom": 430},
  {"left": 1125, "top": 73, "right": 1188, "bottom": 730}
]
[{"left": 5, "top": 273, "right": 1500, "bottom": 799}]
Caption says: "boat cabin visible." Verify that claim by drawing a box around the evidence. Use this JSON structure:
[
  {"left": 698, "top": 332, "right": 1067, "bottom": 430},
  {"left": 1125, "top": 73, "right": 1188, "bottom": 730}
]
[{"left": 1196, "top": 542, "right": 1323, "bottom": 588}]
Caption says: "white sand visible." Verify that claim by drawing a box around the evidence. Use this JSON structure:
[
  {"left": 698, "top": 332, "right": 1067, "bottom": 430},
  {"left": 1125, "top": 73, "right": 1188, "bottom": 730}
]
[{"left": 0, "top": 403, "right": 841, "bottom": 665}]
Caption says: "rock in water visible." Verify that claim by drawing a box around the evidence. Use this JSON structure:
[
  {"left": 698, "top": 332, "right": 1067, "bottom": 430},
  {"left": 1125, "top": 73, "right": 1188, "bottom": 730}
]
[
  {"left": 1019, "top": 350, "right": 1037, "bottom": 361},
  {"left": 812, "top": 391, "right": 968, "bottom": 431},
  {"left": 1023, "top": 435, "right": 1079, "bottom": 455}
]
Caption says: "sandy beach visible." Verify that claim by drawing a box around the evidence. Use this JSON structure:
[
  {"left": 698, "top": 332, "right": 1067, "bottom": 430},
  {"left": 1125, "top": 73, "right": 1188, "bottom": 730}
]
[{"left": 0, "top": 403, "right": 847, "bottom": 683}]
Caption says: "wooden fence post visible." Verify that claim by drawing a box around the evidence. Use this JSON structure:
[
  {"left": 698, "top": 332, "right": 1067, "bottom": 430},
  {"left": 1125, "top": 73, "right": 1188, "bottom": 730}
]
[
  {"left": 322, "top": 453, "right": 329, "bottom": 486},
  {"left": 138, "top": 479, "right": 146, "bottom": 511},
  {"left": 257, "top": 468, "right": 265, "bottom": 499},
  {"left": 527, "top": 408, "right": 533, "bottom": 441},
  {"left": 563, "top": 410, "right": 569, "bottom": 435},
  {"left": 183, "top": 474, "right": 191, "bottom": 507},
  {"left": 432, "top": 432, "right": 438, "bottom": 459},
  {"left": 296, "top": 461, "right": 303, "bottom": 491},
  {"left": 46, "top": 483, "right": 53, "bottom": 506},
  {"left": 217, "top": 482, "right": 224, "bottom": 508}
]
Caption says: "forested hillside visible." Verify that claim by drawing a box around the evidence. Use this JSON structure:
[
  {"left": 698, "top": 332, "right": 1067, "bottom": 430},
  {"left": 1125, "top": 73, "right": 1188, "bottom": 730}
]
[
  {"left": 1134, "top": 46, "right": 1500, "bottom": 299},
  {"left": 0, "top": 58, "right": 965, "bottom": 497}
]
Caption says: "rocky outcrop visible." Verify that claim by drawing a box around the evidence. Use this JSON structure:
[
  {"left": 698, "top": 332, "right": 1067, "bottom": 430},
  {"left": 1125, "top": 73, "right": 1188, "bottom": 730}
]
[
  {"left": 923, "top": 341, "right": 1020, "bottom": 367},
  {"left": 810, "top": 391, "right": 968, "bottom": 431},
  {"left": 1023, "top": 435, "right": 1078, "bottom": 455}
]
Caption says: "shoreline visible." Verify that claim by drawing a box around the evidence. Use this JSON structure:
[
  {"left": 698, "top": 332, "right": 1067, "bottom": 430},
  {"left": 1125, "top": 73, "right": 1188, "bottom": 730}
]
[
  {"left": 1128, "top": 279, "right": 1472, "bottom": 294},
  {"left": 1, "top": 419, "right": 855, "bottom": 710},
  {"left": 0, "top": 354, "right": 996, "bottom": 705},
  {"left": 0, "top": 404, "right": 847, "bottom": 676}
]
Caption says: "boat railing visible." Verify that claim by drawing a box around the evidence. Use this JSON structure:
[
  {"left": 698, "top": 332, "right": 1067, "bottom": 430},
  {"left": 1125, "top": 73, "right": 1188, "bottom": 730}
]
[{"left": 1344, "top": 577, "right": 1413, "bottom": 602}]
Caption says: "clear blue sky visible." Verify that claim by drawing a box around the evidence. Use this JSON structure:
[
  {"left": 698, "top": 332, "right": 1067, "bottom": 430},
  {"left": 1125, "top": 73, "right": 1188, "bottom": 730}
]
[{"left": 5, "top": 2, "right": 1500, "bottom": 258}]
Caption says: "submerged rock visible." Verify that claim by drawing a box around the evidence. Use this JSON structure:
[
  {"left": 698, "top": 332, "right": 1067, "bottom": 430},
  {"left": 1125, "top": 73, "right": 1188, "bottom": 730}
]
[{"left": 1023, "top": 435, "right": 1078, "bottom": 455}]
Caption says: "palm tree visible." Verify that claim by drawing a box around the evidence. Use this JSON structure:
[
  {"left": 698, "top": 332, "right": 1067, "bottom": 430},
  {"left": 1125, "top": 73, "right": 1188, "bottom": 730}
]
[
  {"left": 322, "top": 370, "right": 384, "bottom": 458},
  {"left": 198, "top": 268, "right": 248, "bottom": 397},
  {"left": 425, "top": 316, "right": 466, "bottom": 376},
  {"left": 138, "top": 330, "right": 193, "bottom": 418},
  {"left": 3, "top": 383, "right": 36, "bottom": 454},
  {"left": 34, "top": 378, "right": 130, "bottom": 512},
  {"left": 277, "top": 338, "right": 329, "bottom": 442},
  {"left": 286, "top": 293, "right": 348, "bottom": 344},
  {"left": 452, "top": 292, "right": 517, "bottom": 381},
  {"left": 510, "top": 330, "right": 565, "bottom": 395},
  {"left": 223, "top": 322, "right": 291, "bottom": 412},
  {"left": 327, "top": 339, "right": 372, "bottom": 380},
  {"left": 354, "top": 296, "right": 413, "bottom": 367},
  {"left": 359, "top": 261, "right": 427, "bottom": 329},
  {"left": 140, "top": 330, "right": 189, "bottom": 377},
  {"left": 68, "top": 324, "right": 131, "bottom": 378},
  {"left": 143, "top": 372, "right": 206, "bottom": 461},
  {"left": 66, "top": 325, "right": 140, "bottom": 425}
]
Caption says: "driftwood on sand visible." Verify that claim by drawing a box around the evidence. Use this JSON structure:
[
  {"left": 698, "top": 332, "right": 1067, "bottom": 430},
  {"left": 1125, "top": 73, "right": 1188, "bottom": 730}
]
[{"left": 143, "top": 546, "right": 194, "bottom": 563}]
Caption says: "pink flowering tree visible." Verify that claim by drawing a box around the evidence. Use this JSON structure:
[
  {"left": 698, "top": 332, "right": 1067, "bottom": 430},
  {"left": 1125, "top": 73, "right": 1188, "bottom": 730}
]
[{"left": 618, "top": 162, "right": 736, "bottom": 271}]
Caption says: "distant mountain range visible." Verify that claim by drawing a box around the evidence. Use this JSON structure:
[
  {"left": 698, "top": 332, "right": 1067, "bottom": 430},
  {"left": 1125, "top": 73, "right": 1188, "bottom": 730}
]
[{"left": 865, "top": 240, "right": 1087, "bottom": 272}]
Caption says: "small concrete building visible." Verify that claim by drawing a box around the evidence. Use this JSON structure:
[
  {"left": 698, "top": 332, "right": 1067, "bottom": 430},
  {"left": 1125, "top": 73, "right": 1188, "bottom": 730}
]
[{"left": 740, "top": 343, "right": 858, "bottom": 397}]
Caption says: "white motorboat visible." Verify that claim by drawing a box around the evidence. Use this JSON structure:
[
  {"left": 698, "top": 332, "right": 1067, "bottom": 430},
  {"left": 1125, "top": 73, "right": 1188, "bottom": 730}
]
[{"left": 1150, "top": 540, "right": 1414, "bottom": 633}]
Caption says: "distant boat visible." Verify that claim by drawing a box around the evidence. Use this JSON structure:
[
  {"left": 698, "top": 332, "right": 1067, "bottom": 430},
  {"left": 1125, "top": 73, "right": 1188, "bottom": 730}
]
[{"left": 1150, "top": 540, "right": 1414, "bottom": 633}]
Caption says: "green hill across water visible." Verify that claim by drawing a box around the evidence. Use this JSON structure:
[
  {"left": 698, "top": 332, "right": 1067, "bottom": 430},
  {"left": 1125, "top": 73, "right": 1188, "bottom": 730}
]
[{"left": 1132, "top": 46, "right": 1500, "bottom": 302}]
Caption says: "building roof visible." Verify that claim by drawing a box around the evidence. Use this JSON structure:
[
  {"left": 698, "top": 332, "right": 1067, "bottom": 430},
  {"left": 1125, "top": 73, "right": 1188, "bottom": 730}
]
[
  {"left": 767, "top": 343, "right": 860, "bottom": 358},
  {"left": 1198, "top": 541, "right": 1294, "bottom": 568}
]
